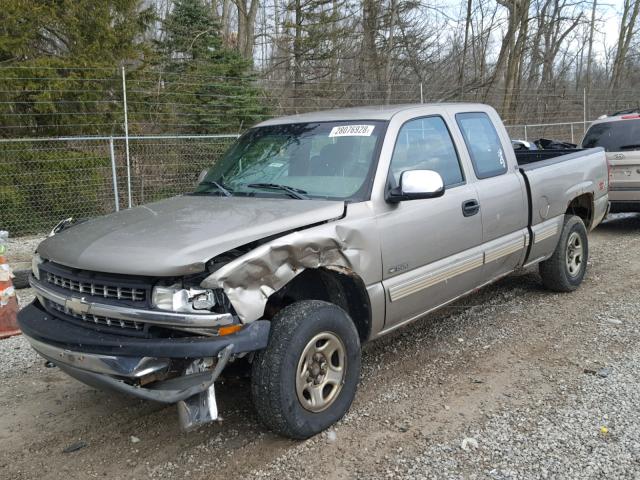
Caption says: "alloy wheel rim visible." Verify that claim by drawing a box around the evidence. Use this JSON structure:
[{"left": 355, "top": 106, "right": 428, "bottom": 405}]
[
  {"left": 295, "top": 331, "right": 346, "bottom": 413},
  {"left": 566, "top": 231, "right": 583, "bottom": 277}
]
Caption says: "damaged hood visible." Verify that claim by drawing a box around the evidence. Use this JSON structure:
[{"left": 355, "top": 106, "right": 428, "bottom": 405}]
[{"left": 38, "top": 195, "right": 345, "bottom": 276}]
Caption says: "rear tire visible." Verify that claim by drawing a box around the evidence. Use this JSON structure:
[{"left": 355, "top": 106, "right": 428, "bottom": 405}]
[
  {"left": 539, "top": 215, "right": 588, "bottom": 292},
  {"left": 251, "top": 300, "right": 361, "bottom": 439}
]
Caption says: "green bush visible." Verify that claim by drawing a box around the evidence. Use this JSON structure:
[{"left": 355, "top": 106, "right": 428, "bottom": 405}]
[{"left": 0, "top": 145, "right": 110, "bottom": 235}]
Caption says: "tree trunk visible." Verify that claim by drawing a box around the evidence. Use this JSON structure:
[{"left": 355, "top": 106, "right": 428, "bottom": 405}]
[
  {"left": 610, "top": 0, "right": 640, "bottom": 90},
  {"left": 491, "top": 0, "right": 518, "bottom": 88},
  {"left": 221, "top": 0, "right": 231, "bottom": 46},
  {"left": 585, "top": 0, "right": 597, "bottom": 89},
  {"left": 385, "top": 0, "right": 397, "bottom": 104},
  {"left": 293, "top": 0, "right": 303, "bottom": 109},
  {"left": 362, "top": 0, "right": 380, "bottom": 101},
  {"left": 500, "top": 0, "right": 530, "bottom": 120},
  {"left": 459, "top": 0, "right": 473, "bottom": 98},
  {"left": 233, "top": 0, "right": 259, "bottom": 62}
]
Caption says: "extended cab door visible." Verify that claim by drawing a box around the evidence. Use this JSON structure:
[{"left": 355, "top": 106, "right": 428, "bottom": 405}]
[
  {"left": 454, "top": 111, "right": 528, "bottom": 279},
  {"left": 377, "top": 115, "right": 483, "bottom": 330}
]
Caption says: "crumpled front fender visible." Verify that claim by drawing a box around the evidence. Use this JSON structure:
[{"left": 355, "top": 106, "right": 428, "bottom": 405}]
[{"left": 201, "top": 205, "right": 379, "bottom": 323}]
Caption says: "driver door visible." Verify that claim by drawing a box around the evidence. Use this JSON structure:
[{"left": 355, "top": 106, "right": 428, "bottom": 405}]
[{"left": 378, "top": 115, "right": 483, "bottom": 330}]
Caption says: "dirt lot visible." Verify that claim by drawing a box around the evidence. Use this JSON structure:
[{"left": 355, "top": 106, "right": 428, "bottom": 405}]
[{"left": 1, "top": 214, "right": 640, "bottom": 479}]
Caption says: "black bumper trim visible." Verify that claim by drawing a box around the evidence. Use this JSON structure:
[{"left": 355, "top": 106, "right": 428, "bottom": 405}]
[
  {"left": 55, "top": 345, "right": 234, "bottom": 404},
  {"left": 17, "top": 302, "right": 270, "bottom": 358},
  {"left": 608, "top": 201, "right": 640, "bottom": 213}
]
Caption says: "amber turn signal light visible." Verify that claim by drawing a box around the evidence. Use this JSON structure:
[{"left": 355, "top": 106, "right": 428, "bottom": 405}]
[{"left": 218, "top": 324, "right": 242, "bottom": 336}]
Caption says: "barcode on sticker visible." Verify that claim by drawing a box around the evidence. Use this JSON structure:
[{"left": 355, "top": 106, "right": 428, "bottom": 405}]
[{"left": 329, "top": 125, "right": 375, "bottom": 137}]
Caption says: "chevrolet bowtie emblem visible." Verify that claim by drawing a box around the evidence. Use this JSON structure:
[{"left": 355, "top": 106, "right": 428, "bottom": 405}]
[{"left": 65, "top": 296, "right": 90, "bottom": 314}]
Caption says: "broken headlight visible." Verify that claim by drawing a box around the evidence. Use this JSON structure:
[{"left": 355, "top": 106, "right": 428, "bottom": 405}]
[
  {"left": 152, "top": 284, "right": 218, "bottom": 313},
  {"left": 31, "top": 253, "right": 43, "bottom": 280}
]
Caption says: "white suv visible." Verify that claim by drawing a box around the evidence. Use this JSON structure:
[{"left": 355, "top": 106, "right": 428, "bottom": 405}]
[{"left": 582, "top": 110, "right": 640, "bottom": 212}]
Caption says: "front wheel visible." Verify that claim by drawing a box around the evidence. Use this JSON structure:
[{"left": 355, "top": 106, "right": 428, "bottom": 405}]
[
  {"left": 251, "top": 300, "right": 361, "bottom": 439},
  {"left": 539, "top": 215, "right": 589, "bottom": 292}
]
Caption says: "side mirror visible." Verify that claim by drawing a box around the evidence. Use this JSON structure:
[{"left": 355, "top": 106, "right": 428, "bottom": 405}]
[
  {"left": 197, "top": 168, "right": 209, "bottom": 184},
  {"left": 387, "top": 169, "right": 445, "bottom": 203}
]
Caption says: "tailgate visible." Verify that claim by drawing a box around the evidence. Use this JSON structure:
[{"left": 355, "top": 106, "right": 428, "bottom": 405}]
[{"left": 608, "top": 151, "right": 640, "bottom": 191}]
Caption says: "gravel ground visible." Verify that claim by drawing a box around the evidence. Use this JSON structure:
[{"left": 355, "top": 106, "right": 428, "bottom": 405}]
[
  {"left": 0, "top": 291, "right": 37, "bottom": 379},
  {"left": 391, "top": 297, "right": 640, "bottom": 480},
  {"left": 0, "top": 334, "right": 41, "bottom": 380},
  {"left": 1, "top": 214, "right": 640, "bottom": 479},
  {"left": 6, "top": 235, "right": 42, "bottom": 264}
]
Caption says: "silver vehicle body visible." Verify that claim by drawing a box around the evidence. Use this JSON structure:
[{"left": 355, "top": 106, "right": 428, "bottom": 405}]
[
  {"left": 582, "top": 113, "right": 640, "bottom": 212},
  {"left": 19, "top": 103, "right": 609, "bottom": 429}
]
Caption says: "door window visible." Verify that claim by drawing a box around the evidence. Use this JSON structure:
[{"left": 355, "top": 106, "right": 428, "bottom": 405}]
[
  {"left": 456, "top": 112, "right": 507, "bottom": 179},
  {"left": 390, "top": 116, "right": 464, "bottom": 187}
]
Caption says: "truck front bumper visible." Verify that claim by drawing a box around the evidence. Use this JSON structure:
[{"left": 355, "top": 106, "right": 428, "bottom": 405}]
[{"left": 17, "top": 301, "right": 270, "bottom": 429}]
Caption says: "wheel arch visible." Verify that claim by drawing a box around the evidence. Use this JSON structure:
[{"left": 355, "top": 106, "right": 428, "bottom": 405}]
[
  {"left": 566, "top": 193, "right": 594, "bottom": 229},
  {"left": 264, "top": 266, "right": 372, "bottom": 342}
]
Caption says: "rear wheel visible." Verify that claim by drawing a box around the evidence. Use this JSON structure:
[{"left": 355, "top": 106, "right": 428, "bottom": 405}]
[
  {"left": 251, "top": 300, "right": 361, "bottom": 439},
  {"left": 539, "top": 215, "right": 588, "bottom": 292}
]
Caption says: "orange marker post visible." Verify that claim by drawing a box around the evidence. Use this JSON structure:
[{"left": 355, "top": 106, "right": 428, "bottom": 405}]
[{"left": 0, "top": 232, "right": 20, "bottom": 339}]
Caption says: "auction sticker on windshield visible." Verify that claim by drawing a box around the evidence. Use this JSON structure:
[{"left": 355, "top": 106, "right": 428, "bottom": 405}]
[{"left": 329, "top": 125, "right": 375, "bottom": 137}]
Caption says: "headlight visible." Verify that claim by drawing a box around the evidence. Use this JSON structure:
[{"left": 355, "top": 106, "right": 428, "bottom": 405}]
[
  {"left": 31, "top": 253, "right": 43, "bottom": 280},
  {"left": 152, "top": 284, "right": 217, "bottom": 313}
]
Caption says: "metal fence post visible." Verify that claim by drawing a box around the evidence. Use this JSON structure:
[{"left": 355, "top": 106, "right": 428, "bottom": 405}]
[
  {"left": 524, "top": 125, "right": 528, "bottom": 141},
  {"left": 121, "top": 66, "right": 132, "bottom": 208},
  {"left": 583, "top": 88, "right": 587, "bottom": 134},
  {"left": 570, "top": 124, "right": 575, "bottom": 144},
  {"left": 108, "top": 137, "right": 120, "bottom": 212},
  {"left": 420, "top": 83, "right": 424, "bottom": 104}
]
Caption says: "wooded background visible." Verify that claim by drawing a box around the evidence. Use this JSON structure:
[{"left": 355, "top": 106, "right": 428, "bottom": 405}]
[
  {"left": 2, "top": 0, "right": 640, "bottom": 138},
  {"left": 1, "top": 0, "right": 640, "bottom": 236}
]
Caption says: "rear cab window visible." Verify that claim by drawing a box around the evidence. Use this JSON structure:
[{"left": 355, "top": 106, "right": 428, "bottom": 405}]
[
  {"left": 456, "top": 112, "right": 508, "bottom": 179},
  {"left": 582, "top": 118, "right": 640, "bottom": 152}
]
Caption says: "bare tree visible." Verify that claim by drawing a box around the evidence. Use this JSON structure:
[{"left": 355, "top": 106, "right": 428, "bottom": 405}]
[
  {"left": 585, "top": 0, "right": 598, "bottom": 88},
  {"left": 459, "top": 0, "right": 473, "bottom": 95},
  {"left": 610, "top": 0, "right": 640, "bottom": 89},
  {"left": 234, "top": 0, "right": 260, "bottom": 61}
]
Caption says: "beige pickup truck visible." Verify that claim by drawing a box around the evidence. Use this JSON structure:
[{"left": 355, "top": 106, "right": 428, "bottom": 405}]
[{"left": 19, "top": 103, "right": 608, "bottom": 439}]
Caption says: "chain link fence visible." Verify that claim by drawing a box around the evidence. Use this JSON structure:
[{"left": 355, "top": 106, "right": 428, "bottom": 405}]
[
  {"left": 1, "top": 119, "right": 592, "bottom": 237},
  {"left": 504, "top": 121, "right": 590, "bottom": 144},
  {"left": 0, "top": 135, "right": 237, "bottom": 236},
  {"left": 2, "top": 65, "right": 619, "bottom": 238}
]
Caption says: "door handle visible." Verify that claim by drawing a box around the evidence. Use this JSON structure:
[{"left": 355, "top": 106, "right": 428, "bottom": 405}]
[{"left": 462, "top": 199, "right": 480, "bottom": 217}]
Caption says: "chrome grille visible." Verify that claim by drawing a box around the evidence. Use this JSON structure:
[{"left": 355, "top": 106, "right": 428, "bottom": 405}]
[
  {"left": 45, "top": 272, "right": 146, "bottom": 302},
  {"left": 47, "top": 300, "right": 143, "bottom": 331}
]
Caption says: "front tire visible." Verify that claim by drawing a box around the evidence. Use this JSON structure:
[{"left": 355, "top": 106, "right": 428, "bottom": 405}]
[
  {"left": 539, "top": 215, "right": 588, "bottom": 292},
  {"left": 251, "top": 300, "right": 361, "bottom": 439}
]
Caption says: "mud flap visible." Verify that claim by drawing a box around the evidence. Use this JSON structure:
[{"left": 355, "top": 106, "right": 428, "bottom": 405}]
[{"left": 177, "top": 383, "right": 218, "bottom": 431}]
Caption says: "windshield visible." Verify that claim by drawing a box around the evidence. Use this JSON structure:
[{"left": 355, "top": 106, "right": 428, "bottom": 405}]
[
  {"left": 194, "top": 121, "right": 386, "bottom": 201},
  {"left": 582, "top": 119, "right": 640, "bottom": 152}
]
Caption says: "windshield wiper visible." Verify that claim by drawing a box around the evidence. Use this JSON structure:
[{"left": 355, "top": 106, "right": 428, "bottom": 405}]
[
  {"left": 247, "top": 183, "right": 309, "bottom": 200},
  {"left": 199, "top": 180, "right": 233, "bottom": 197},
  {"left": 619, "top": 144, "right": 640, "bottom": 150}
]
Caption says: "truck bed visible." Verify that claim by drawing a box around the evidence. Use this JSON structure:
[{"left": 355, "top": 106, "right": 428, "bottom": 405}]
[
  {"left": 516, "top": 147, "right": 607, "bottom": 229},
  {"left": 514, "top": 146, "right": 608, "bottom": 265},
  {"left": 514, "top": 149, "right": 587, "bottom": 166}
]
